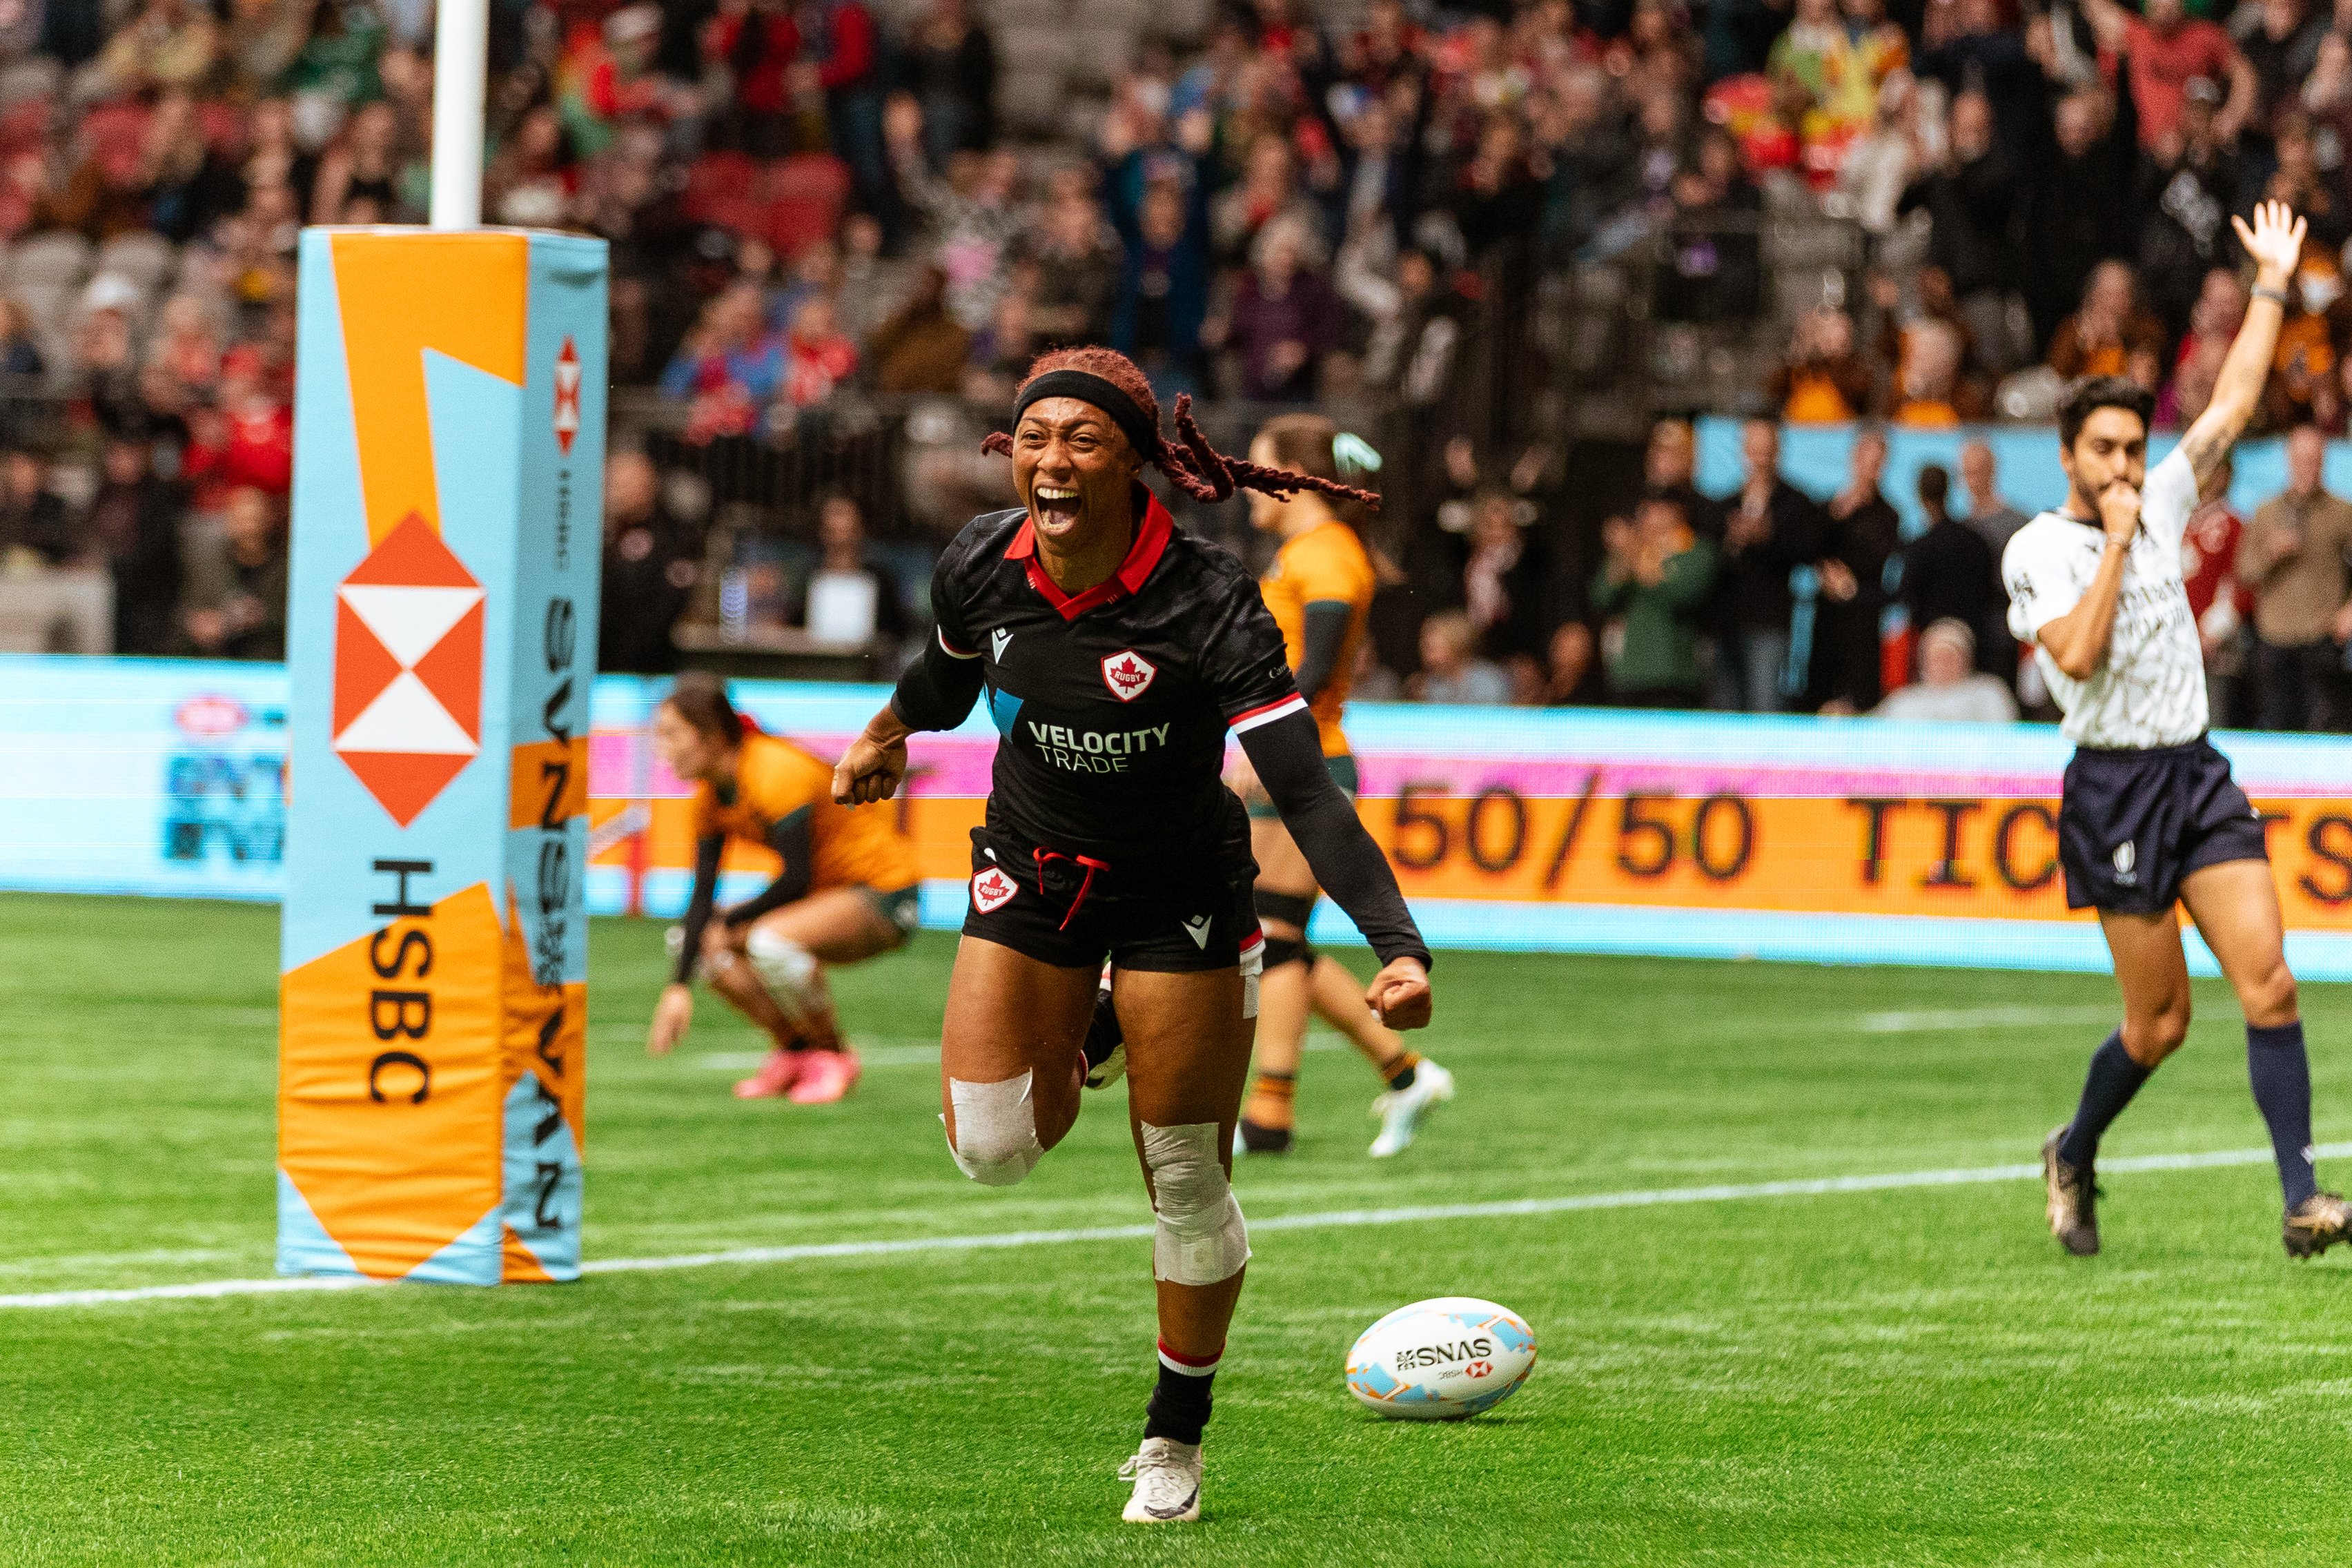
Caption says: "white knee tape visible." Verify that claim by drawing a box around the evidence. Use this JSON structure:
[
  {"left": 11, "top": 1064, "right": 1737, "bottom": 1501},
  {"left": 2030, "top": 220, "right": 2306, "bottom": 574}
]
[
  {"left": 1241, "top": 941, "right": 1263, "bottom": 1021},
  {"left": 745, "top": 929, "right": 820, "bottom": 1020},
  {"left": 946, "top": 1071, "right": 1043, "bottom": 1187},
  {"left": 1143, "top": 1121, "right": 1251, "bottom": 1285}
]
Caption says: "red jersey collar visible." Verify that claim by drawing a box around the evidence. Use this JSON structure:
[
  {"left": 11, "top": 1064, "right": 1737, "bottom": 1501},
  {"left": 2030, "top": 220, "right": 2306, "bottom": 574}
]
[{"left": 1006, "top": 487, "right": 1174, "bottom": 620}]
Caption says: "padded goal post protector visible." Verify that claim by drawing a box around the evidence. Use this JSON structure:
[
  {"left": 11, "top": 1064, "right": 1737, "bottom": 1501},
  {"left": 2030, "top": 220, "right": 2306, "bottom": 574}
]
[{"left": 279, "top": 228, "right": 607, "bottom": 1284}]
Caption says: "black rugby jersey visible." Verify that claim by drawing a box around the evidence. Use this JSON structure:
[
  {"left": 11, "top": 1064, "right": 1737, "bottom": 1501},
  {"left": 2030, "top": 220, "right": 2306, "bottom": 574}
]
[{"left": 923, "top": 491, "right": 1304, "bottom": 875}]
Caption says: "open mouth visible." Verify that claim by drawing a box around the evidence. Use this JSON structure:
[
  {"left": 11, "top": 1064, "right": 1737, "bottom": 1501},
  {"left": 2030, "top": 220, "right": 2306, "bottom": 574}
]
[{"left": 1032, "top": 485, "right": 1083, "bottom": 527}]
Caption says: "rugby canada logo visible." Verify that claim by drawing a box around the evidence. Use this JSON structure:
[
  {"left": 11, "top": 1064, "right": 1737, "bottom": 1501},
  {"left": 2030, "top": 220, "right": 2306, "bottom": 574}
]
[
  {"left": 972, "top": 865, "right": 1017, "bottom": 913},
  {"left": 1101, "top": 649, "right": 1156, "bottom": 702},
  {"left": 331, "top": 513, "right": 484, "bottom": 827}
]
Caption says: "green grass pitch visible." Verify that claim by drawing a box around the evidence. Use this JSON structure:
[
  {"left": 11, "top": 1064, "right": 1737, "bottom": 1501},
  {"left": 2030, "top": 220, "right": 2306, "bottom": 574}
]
[{"left": 11, "top": 890, "right": 2352, "bottom": 1564}]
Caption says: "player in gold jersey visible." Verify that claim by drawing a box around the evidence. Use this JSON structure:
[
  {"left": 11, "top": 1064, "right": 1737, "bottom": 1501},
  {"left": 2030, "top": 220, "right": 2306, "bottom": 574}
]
[
  {"left": 1229, "top": 415, "right": 1455, "bottom": 1157},
  {"left": 646, "top": 672, "right": 923, "bottom": 1104}
]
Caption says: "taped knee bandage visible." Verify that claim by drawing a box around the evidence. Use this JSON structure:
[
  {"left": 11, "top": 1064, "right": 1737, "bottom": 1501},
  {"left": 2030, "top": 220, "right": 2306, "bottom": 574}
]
[
  {"left": 1242, "top": 939, "right": 1264, "bottom": 1021},
  {"left": 1143, "top": 1121, "right": 1251, "bottom": 1284},
  {"left": 744, "top": 928, "right": 820, "bottom": 1022},
  {"left": 945, "top": 1070, "right": 1043, "bottom": 1187}
]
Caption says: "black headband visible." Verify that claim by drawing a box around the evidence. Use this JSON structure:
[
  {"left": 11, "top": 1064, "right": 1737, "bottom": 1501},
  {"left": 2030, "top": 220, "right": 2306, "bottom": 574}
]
[{"left": 1012, "top": 371, "right": 1159, "bottom": 456}]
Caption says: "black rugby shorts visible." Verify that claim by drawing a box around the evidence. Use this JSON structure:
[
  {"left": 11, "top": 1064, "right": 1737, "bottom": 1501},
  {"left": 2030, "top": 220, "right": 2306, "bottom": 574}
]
[
  {"left": 961, "top": 827, "right": 1260, "bottom": 971},
  {"left": 2059, "top": 736, "right": 2270, "bottom": 914}
]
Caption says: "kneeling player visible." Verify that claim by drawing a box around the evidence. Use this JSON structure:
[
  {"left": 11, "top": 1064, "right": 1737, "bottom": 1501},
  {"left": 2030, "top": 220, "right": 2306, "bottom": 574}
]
[
  {"left": 645, "top": 672, "right": 921, "bottom": 1103},
  {"left": 2014, "top": 202, "right": 2352, "bottom": 1257}
]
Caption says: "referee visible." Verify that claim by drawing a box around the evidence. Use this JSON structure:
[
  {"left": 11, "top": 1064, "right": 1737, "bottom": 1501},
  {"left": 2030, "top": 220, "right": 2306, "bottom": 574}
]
[{"left": 2007, "top": 202, "right": 2352, "bottom": 1259}]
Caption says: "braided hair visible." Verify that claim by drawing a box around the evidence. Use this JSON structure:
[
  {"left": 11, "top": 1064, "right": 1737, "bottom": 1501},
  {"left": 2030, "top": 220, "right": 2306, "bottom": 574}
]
[{"left": 979, "top": 347, "right": 1382, "bottom": 512}]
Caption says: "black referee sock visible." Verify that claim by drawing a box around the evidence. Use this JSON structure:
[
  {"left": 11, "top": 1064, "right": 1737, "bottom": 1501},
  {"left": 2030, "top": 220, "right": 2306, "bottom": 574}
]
[
  {"left": 2058, "top": 1031, "right": 2151, "bottom": 1171},
  {"left": 2248, "top": 1021, "right": 2318, "bottom": 1208},
  {"left": 1143, "top": 1342, "right": 1218, "bottom": 1446}
]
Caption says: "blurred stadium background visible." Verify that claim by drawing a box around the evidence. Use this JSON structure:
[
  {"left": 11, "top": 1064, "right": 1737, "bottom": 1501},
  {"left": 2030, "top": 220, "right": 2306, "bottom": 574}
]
[{"left": 12, "top": 0, "right": 2352, "bottom": 1556}]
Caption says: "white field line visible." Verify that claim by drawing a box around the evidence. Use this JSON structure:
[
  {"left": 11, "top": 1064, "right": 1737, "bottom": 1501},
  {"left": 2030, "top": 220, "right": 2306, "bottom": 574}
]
[
  {"left": 1859, "top": 1006, "right": 2119, "bottom": 1034},
  {"left": 689, "top": 1035, "right": 1355, "bottom": 1072},
  {"left": 7, "top": 1140, "right": 2346, "bottom": 1313}
]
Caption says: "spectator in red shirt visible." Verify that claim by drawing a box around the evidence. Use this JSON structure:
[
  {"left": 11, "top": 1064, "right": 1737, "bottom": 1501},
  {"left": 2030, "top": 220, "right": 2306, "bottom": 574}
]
[
  {"left": 2084, "top": 0, "right": 2255, "bottom": 150},
  {"left": 2182, "top": 451, "right": 2256, "bottom": 724},
  {"left": 705, "top": 0, "right": 800, "bottom": 156},
  {"left": 215, "top": 346, "right": 293, "bottom": 495},
  {"left": 779, "top": 295, "right": 857, "bottom": 407},
  {"left": 587, "top": 6, "right": 672, "bottom": 124}
]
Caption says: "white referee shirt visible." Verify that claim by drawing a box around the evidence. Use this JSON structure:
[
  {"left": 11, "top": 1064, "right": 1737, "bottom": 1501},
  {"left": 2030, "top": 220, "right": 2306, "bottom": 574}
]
[{"left": 2003, "top": 447, "right": 2208, "bottom": 748}]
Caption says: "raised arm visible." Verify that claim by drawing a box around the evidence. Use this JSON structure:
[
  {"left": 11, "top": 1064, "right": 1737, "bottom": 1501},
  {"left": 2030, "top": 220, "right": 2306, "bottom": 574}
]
[{"left": 2179, "top": 200, "right": 2307, "bottom": 484}]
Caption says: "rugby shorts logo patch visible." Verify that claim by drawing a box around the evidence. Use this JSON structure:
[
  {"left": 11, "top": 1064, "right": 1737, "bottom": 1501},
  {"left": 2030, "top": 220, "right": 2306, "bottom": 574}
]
[
  {"left": 1102, "top": 649, "right": 1157, "bottom": 702},
  {"left": 1181, "top": 914, "right": 1213, "bottom": 948},
  {"left": 972, "top": 865, "right": 1017, "bottom": 913},
  {"left": 2112, "top": 841, "right": 2138, "bottom": 886},
  {"left": 991, "top": 627, "right": 1012, "bottom": 660}
]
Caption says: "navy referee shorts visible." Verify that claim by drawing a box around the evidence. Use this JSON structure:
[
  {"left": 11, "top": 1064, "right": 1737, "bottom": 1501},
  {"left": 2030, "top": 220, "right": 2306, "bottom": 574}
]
[{"left": 2059, "top": 736, "right": 2270, "bottom": 914}]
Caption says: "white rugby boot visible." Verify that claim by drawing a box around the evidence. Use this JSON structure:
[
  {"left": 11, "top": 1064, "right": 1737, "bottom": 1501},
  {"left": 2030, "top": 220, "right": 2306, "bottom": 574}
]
[
  {"left": 1119, "top": 1436, "right": 1203, "bottom": 1522},
  {"left": 1368, "top": 1058, "right": 1455, "bottom": 1158}
]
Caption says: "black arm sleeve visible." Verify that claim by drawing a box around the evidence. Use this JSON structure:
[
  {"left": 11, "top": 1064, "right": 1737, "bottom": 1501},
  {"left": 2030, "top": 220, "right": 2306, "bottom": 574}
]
[
  {"left": 889, "top": 631, "right": 987, "bottom": 732},
  {"left": 1293, "top": 599, "right": 1353, "bottom": 704},
  {"left": 674, "top": 833, "right": 725, "bottom": 983},
  {"left": 721, "top": 806, "right": 814, "bottom": 928},
  {"left": 1238, "top": 708, "right": 1430, "bottom": 968}
]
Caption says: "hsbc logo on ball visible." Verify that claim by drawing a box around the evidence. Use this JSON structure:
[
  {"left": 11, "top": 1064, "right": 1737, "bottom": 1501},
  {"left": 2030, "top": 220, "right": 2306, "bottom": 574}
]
[
  {"left": 331, "top": 513, "right": 484, "bottom": 827},
  {"left": 1101, "top": 649, "right": 1156, "bottom": 702},
  {"left": 971, "top": 865, "right": 1017, "bottom": 913},
  {"left": 1393, "top": 1335, "right": 1494, "bottom": 1371}
]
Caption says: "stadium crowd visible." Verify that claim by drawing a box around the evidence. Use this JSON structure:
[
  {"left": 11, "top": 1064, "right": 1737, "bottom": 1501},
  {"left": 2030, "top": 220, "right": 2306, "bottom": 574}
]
[{"left": 4, "top": 0, "right": 2352, "bottom": 725}]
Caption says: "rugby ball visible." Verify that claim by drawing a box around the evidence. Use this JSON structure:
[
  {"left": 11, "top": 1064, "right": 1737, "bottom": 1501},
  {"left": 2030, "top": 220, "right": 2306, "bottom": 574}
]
[{"left": 1344, "top": 1297, "right": 1537, "bottom": 1420}]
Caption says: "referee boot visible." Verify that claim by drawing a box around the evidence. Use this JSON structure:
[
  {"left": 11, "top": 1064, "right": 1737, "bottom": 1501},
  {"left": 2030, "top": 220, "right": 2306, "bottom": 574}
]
[
  {"left": 2284, "top": 1193, "right": 2352, "bottom": 1258},
  {"left": 2042, "top": 1125, "right": 2100, "bottom": 1257}
]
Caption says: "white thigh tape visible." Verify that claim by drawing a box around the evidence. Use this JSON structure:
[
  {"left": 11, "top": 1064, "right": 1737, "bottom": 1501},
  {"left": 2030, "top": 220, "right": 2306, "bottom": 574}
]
[
  {"left": 1142, "top": 1120, "right": 1251, "bottom": 1285},
  {"left": 744, "top": 928, "right": 820, "bottom": 1022},
  {"left": 1241, "top": 941, "right": 1263, "bottom": 1021},
  {"left": 946, "top": 1070, "right": 1043, "bottom": 1187}
]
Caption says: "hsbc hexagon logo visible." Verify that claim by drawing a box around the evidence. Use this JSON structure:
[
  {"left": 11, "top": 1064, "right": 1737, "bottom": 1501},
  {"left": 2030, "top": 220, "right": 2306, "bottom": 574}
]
[
  {"left": 553, "top": 337, "right": 581, "bottom": 455},
  {"left": 331, "top": 513, "right": 484, "bottom": 826},
  {"left": 1101, "top": 649, "right": 1156, "bottom": 703},
  {"left": 971, "top": 865, "right": 1017, "bottom": 914}
]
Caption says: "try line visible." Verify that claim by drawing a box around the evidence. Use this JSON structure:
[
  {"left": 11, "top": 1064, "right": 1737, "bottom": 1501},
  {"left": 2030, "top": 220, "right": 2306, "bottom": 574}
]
[{"left": 6, "top": 1139, "right": 2344, "bottom": 1312}]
